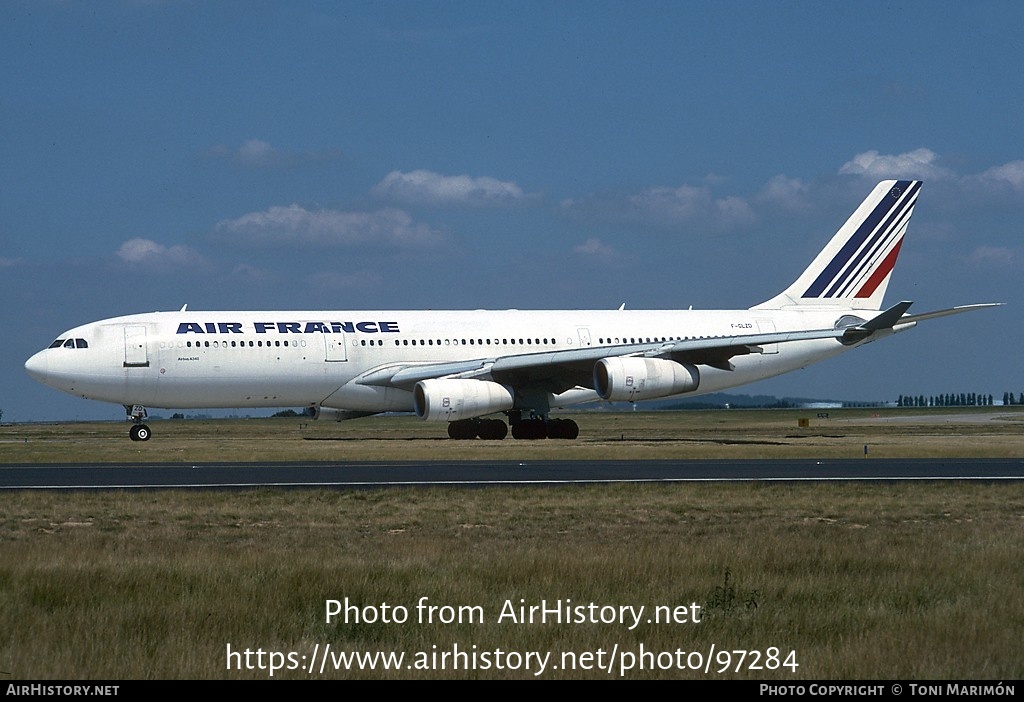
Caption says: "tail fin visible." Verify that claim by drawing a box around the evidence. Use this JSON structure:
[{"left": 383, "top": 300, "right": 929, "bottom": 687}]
[{"left": 754, "top": 180, "right": 921, "bottom": 311}]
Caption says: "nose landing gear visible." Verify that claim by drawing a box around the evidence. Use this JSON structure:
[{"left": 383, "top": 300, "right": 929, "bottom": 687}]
[{"left": 125, "top": 404, "right": 152, "bottom": 442}]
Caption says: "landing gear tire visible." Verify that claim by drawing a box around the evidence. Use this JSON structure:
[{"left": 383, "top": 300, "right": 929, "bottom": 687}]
[
  {"left": 447, "top": 418, "right": 509, "bottom": 440},
  {"left": 478, "top": 418, "right": 508, "bottom": 440},
  {"left": 448, "top": 420, "right": 476, "bottom": 440},
  {"left": 511, "top": 418, "right": 547, "bottom": 440},
  {"left": 547, "top": 418, "right": 579, "bottom": 440},
  {"left": 510, "top": 417, "right": 579, "bottom": 440},
  {"left": 129, "top": 424, "right": 152, "bottom": 442}
]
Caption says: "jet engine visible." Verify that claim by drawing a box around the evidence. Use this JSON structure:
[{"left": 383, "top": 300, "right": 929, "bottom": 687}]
[
  {"left": 594, "top": 357, "right": 700, "bottom": 402},
  {"left": 414, "top": 378, "right": 515, "bottom": 422}
]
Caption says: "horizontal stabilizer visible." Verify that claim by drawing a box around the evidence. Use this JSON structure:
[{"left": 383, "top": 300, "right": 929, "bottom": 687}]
[
  {"left": 899, "top": 302, "right": 1005, "bottom": 325},
  {"left": 859, "top": 301, "right": 914, "bottom": 331}
]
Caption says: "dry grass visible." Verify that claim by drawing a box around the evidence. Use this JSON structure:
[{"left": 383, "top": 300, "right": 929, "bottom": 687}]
[
  {"left": 3, "top": 406, "right": 1024, "bottom": 462},
  {"left": 1, "top": 409, "right": 1022, "bottom": 679}
]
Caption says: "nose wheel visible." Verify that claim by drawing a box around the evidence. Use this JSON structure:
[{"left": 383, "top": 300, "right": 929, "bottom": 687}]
[{"left": 129, "top": 423, "right": 152, "bottom": 441}]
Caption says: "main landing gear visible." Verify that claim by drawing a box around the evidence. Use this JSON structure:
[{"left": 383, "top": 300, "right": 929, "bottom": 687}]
[
  {"left": 125, "top": 404, "right": 151, "bottom": 442},
  {"left": 447, "top": 412, "right": 579, "bottom": 440}
]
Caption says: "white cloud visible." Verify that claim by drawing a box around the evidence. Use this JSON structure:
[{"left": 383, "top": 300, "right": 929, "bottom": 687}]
[
  {"left": 756, "top": 175, "right": 811, "bottom": 210},
  {"left": 560, "top": 180, "right": 758, "bottom": 232},
  {"left": 208, "top": 139, "right": 341, "bottom": 168},
  {"left": 838, "top": 148, "right": 954, "bottom": 180},
  {"left": 714, "top": 196, "right": 756, "bottom": 225},
  {"left": 235, "top": 139, "right": 281, "bottom": 167},
  {"left": 627, "top": 184, "right": 754, "bottom": 228},
  {"left": 116, "top": 238, "right": 204, "bottom": 266},
  {"left": 967, "top": 246, "right": 1017, "bottom": 267},
  {"left": 969, "top": 160, "right": 1024, "bottom": 191},
  {"left": 372, "top": 169, "right": 525, "bottom": 206},
  {"left": 573, "top": 238, "right": 618, "bottom": 260},
  {"left": 215, "top": 206, "right": 445, "bottom": 248},
  {"left": 629, "top": 184, "right": 710, "bottom": 221}
]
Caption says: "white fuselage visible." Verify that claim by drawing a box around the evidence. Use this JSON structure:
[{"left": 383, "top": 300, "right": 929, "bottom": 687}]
[{"left": 25, "top": 307, "right": 859, "bottom": 414}]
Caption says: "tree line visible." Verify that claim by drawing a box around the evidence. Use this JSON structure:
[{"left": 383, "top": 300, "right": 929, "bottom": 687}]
[{"left": 895, "top": 392, "right": 1024, "bottom": 407}]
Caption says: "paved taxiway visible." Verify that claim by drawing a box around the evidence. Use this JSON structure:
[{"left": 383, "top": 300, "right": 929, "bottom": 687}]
[{"left": 1, "top": 458, "right": 1023, "bottom": 490}]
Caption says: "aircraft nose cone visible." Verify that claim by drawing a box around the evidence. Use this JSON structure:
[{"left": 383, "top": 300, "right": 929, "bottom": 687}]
[{"left": 25, "top": 351, "right": 49, "bottom": 383}]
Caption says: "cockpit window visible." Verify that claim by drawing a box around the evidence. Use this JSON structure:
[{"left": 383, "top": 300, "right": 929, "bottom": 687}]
[{"left": 48, "top": 338, "right": 89, "bottom": 349}]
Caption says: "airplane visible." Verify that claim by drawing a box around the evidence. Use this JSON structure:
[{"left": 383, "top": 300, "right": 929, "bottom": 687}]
[{"left": 25, "top": 179, "right": 1001, "bottom": 441}]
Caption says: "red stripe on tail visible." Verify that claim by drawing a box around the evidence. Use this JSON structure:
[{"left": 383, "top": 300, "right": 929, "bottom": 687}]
[{"left": 855, "top": 237, "right": 903, "bottom": 298}]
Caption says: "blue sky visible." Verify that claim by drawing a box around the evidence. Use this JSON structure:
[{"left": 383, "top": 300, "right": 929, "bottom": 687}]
[{"left": 2, "top": 1, "right": 1021, "bottom": 421}]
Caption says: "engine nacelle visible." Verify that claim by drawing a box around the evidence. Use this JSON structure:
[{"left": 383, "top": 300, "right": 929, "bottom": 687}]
[
  {"left": 414, "top": 379, "right": 515, "bottom": 422},
  {"left": 594, "top": 357, "right": 700, "bottom": 402}
]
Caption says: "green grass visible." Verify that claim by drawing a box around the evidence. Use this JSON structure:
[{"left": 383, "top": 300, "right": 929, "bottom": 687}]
[{"left": 1, "top": 410, "right": 1022, "bottom": 679}]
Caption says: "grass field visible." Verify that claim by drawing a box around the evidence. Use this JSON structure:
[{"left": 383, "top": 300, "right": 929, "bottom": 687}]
[
  {"left": 4, "top": 405, "right": 1024, "bottom": 461},
  {"left": 1, "top": 409, "right": 1022, "bottom": 680}
]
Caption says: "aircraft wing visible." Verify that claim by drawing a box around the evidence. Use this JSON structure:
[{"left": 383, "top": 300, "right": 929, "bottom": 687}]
[
  {"left": 356, "top": 326, "right": 853, "bottom": 395},
  {"left": 353, "top": 301, "right": 1002, "bottom": 395}
]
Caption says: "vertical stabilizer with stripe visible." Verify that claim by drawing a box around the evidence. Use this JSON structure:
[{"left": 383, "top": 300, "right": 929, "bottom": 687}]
[{"left": 753, "top": 180, "right": 921, "bottom": 312}]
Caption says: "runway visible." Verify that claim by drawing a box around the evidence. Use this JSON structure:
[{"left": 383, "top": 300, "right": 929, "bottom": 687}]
[{"left": 2, "top": 458, "right": 1023, "bottom": 490}]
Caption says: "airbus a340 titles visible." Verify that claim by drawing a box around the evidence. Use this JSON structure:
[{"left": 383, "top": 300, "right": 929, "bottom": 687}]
[{"left": 25, "top": 180, "right": 1000, "bottom": 441}]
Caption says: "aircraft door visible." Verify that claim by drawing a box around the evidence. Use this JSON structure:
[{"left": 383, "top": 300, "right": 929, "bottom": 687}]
[
  {"left": 325, "top": 333, "right": 348, "bottom": 362},
  {"left": 123, "top": 326, "right": 149, "bottom": 367},
  {"left": 577, "top": 327, "right": 592, "bottom": 347}
]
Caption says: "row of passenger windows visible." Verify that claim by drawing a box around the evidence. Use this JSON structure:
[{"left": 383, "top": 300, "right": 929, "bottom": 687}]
[
  {"left": 390, "top": 337, "right": 559, "bottom": 347},
  {"left": 598, "top": 337, "right": 686, "bottom": 344},
  {"left": 382, "top": 336, "right": 687, "bottom": 347},
  {"left": 157, "top": 335, "right": 693, "bottom": 351},
  {"left": 161, "top": 340, "right": 311, "bottom": 349},
  {"left": 53, "top": 335, "right": 690, "bottom": 354}
]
